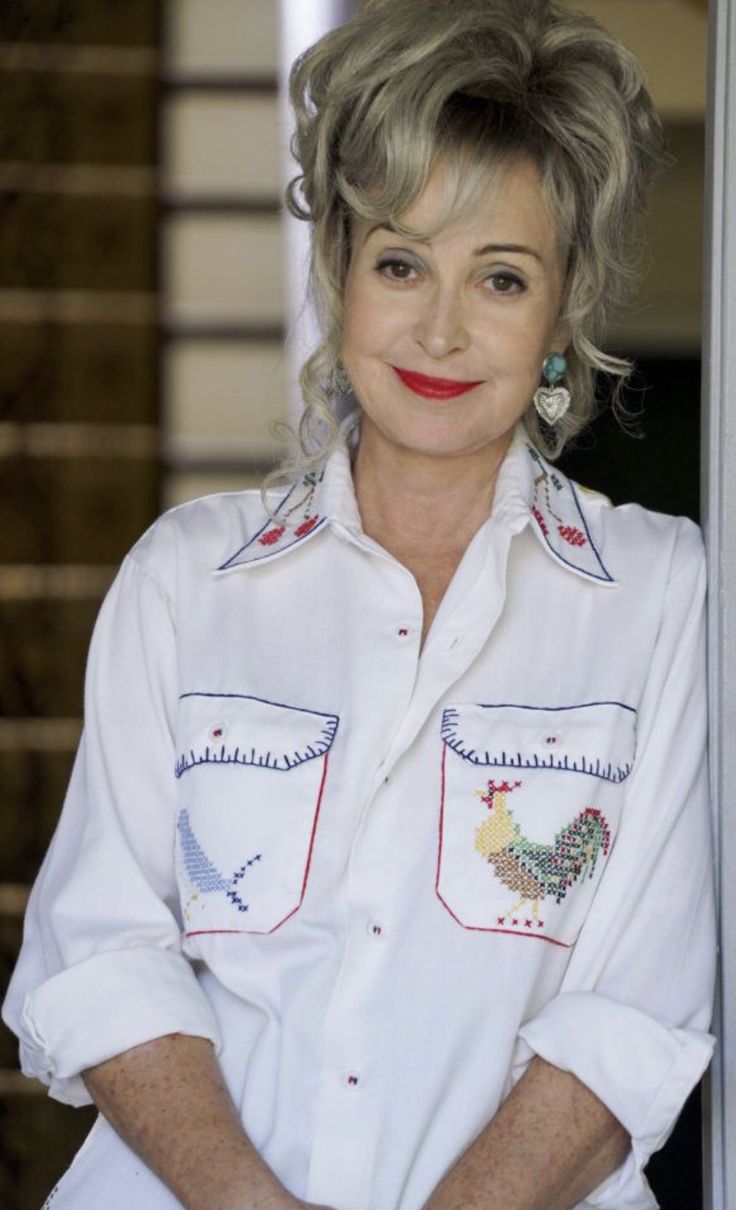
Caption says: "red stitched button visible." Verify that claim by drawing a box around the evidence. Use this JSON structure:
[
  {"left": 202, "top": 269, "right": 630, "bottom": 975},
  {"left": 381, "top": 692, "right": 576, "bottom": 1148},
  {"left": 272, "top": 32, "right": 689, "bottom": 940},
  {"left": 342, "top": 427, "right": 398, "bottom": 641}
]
[
  {"left": 368, "top": 920, "right": 384, "bottom": 939},
  {"left": 346, "top": 1073, "right": 360, "bottom": 1087},
  {"left": 397, "top": 626, "right": 410, "bottom": 637}
]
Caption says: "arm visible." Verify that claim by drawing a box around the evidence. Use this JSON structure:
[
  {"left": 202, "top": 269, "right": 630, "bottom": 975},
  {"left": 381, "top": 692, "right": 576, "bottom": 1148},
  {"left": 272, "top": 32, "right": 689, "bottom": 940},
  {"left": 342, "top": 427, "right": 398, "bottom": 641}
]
[
  {"left": 424, "top": 1057, "right": 629, "bottom": 1210},
  {"left": 83, "top": 1035, "right": 321, "bottom": 1210},
  {"left": 430, "top": 519, "right": 715, "bottom": 1210},
  {"left": 2, "top": 555, "right": 220, "bottom": 1105}
]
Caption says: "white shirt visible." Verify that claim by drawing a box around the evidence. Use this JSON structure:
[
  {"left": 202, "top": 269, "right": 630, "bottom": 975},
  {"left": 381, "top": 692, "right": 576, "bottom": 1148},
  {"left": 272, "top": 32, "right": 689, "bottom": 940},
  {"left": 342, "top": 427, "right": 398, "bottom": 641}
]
[{"left": 3, "top": 424, "right": 716, "bottom": 1210}]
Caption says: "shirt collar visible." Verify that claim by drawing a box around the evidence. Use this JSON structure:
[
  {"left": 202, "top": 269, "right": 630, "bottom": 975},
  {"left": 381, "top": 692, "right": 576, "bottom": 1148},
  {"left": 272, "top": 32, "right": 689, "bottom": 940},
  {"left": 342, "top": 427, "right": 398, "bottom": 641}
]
[
  {"left": 497, "top": 426, "right": 617, "bottom": 586},
  {"left": 215, "top": 422, "right": 616, "bottom": 586},
  {"left": 215, "top": 431, "right": 359, "bottom": 572}
]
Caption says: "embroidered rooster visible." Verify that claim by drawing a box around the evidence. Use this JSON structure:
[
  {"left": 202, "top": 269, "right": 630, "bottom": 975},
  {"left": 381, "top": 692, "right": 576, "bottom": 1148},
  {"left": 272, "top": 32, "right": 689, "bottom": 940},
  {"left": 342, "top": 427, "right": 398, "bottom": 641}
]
[{"left": 474, "top": 779, "right": 611, "bottom": 922}]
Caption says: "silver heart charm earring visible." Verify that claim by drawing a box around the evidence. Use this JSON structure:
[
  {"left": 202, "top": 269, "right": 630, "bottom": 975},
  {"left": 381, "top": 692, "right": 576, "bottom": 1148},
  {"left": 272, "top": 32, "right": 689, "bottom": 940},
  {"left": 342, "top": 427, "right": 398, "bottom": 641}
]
[{"left": 533, "top": 353, "right": 571, "bottom": 425}]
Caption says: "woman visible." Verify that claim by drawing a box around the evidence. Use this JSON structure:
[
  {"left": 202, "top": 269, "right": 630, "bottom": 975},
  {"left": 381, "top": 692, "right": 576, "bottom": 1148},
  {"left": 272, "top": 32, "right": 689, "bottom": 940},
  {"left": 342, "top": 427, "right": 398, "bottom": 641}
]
[{"left": 3, "top": 2, "right": 715, "bottom": 1208}]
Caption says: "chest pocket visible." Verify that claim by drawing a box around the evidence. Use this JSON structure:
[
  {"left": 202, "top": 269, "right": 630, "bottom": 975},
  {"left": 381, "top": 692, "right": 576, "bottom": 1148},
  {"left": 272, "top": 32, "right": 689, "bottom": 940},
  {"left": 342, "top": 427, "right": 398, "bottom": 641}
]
[
  {"left": 437, "top": 702, "right": 636, "bottom": 947},
  {"left": 174, "top": 693, "right": 339, "bottom": 934}
]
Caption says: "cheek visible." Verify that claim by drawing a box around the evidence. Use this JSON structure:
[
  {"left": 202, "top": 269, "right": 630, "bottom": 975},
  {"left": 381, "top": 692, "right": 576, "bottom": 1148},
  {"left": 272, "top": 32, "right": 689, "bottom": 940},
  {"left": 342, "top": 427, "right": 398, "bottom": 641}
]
[{"left": 342, "top": 288, "right": 396, "bottom": 366}]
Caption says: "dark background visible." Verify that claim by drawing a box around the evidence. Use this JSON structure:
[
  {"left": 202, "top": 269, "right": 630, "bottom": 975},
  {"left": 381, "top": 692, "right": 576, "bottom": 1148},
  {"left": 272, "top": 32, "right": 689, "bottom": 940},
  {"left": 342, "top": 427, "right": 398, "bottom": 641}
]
[{"left": 560, "top": 354, "right": 704, "bottom": 1210}]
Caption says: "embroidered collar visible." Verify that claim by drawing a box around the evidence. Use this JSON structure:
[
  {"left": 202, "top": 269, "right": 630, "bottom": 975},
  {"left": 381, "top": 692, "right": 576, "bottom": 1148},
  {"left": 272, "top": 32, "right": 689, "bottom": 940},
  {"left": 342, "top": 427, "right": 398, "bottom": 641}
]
[
  {"left": 216, "top": 468, "right": 328, "bottom": 570},
  {"left": 521, "top": 440, "right": 616, "bottom": 586},
  {"left": 215, "top": 427, "right": 616, "bottom": 586}
]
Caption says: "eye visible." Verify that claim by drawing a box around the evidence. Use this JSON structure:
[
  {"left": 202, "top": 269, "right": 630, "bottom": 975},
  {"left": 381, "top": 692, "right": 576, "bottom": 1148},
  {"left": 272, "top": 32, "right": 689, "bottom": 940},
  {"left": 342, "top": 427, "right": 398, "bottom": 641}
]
[
  {"left": 375, "top": 256, "right": 420, "bottom": 282},
  {"left": 486, "top": 271, "right": 526, "bottom": 295}
]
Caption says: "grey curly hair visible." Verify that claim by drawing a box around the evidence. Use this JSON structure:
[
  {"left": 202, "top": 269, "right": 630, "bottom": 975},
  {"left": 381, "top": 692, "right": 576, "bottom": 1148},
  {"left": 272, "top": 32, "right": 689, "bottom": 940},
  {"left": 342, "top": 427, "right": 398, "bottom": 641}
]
[{"left": 274, "top": 0, "right": 667, "bottom": 482}]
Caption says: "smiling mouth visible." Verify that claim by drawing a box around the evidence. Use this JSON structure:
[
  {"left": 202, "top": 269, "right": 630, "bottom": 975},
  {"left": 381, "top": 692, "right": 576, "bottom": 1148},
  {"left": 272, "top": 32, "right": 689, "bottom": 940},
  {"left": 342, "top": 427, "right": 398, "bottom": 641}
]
[{"left": 393, "top": 366, "right": 484, "bottom": 400}]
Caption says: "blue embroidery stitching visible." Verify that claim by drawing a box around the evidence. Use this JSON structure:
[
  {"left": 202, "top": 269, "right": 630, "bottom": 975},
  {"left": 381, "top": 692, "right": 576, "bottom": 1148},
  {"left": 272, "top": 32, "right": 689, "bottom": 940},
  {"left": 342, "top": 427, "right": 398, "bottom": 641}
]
[
  {"left": 446, "top": 701, "right": 636, "bottom": 715},
  {"left": 179, "top": 691, "right": 339, "bottom": 719},
  {"left": 178, "top": 808, "right": 261, "bottom": 913},
  {"left": 441, "top": 704, "right": 634, "bottom": 784},
  {"left": 175, "top": 693, "right": 339, "bottom": 779}
]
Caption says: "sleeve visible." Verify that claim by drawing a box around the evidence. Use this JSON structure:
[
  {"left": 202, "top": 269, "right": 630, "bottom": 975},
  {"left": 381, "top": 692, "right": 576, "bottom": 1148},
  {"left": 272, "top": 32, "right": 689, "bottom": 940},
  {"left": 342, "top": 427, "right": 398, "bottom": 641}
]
[
  {"left": 1, "top": 552, "right": 221, "bottom": 1107},
  {"left": 515, "top": 518, "right": 717, "bottom": 1209}
]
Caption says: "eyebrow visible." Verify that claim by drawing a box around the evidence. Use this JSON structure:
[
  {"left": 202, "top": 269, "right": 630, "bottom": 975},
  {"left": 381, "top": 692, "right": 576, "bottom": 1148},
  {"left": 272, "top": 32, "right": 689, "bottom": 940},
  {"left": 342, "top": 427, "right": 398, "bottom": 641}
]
[{"left": 365, "top": 224, "right": 543, "bottom": 263}]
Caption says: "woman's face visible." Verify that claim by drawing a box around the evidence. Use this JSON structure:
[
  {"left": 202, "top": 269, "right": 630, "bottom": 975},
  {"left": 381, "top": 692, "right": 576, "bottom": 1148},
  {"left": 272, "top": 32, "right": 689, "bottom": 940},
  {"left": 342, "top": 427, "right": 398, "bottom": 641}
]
[{"left": 340, "top": 156, "right": 569, "bottom": 464}]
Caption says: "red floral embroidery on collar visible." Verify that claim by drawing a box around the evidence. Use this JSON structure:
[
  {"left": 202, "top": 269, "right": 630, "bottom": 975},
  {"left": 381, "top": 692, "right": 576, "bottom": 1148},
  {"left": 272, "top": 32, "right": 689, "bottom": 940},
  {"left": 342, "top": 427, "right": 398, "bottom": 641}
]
[
  {"left": 258, "top": 525, "right": 286, "bottom": 546},
  {"left": 557, "top": 524, "right": 586, "bottom": 547},
  {"left": 294, "top": 514, "right": 319, "bottom": 538},
  {"left": 258, "top": 473, "right": 321, "bottom": 547},
  {"left": 530, "top": 457, "right": 588, "bottom": 549},
  {"left": 531, "top": 506, "right": 549, "bottom": 537}
]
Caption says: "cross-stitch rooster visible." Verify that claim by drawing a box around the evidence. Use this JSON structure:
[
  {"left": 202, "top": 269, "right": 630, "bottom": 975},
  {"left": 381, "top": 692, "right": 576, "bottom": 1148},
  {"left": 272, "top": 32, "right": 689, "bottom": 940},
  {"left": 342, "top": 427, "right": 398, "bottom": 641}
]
[{"left": 474, "top": 779, "right": 611, "bottom": 921}]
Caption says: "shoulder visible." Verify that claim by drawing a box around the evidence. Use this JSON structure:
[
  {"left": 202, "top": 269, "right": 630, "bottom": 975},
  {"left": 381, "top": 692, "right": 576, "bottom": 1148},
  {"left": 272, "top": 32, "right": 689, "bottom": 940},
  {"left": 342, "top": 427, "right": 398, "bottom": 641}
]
[
  {"left": 573, "top": 478, "right": 704, "bottom": 587},
  {"left": 122, "top": 487, "right": 271, "bottom": 594}
]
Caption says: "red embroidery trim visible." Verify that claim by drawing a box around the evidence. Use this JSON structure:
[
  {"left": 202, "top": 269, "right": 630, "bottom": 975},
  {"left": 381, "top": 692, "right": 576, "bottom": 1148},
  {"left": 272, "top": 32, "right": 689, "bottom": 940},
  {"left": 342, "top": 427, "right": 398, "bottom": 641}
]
[
  {"left": 259, "top": 525, "right": 286, "bottom": 546},
  {"left": 184, "top": 751, "right": 331, "bottom": 939},
  {"left": 294, "top": 514, "right": 319, "bottom": 537},
  {"left": 558, "top": 524, "right": 587, "bottom": 548},
  {"left": 531, "top": 462, "right": 589, "bottom": 550},
  {"left": 531, "top": 506, "right": 549, "bottom": 537}
]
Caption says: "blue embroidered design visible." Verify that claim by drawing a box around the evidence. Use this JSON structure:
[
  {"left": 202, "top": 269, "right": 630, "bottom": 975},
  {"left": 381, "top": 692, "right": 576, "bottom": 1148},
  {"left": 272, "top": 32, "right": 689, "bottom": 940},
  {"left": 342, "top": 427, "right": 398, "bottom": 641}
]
[
  {"left": 178, "top": 808, "right": 261, "bottom": 913},
  {"left": 175, "top": 694, "right": 339, "bottom": 778},
  {"left": 441, "top": 705, "right": 633, "bottom": 784},
  {"left": 175, "top": 728, "right": 337, "bottom": 778},
  {"left": 466, "top": 701, "right": 636, "bottom": 715}
]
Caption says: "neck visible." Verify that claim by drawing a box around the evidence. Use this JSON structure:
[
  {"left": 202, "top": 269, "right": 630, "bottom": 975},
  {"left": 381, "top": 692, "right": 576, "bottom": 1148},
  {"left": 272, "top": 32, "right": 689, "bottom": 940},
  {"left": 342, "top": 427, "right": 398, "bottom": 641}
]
[{"left": 352, "top": 418, "right": 513, "bottom": 559}]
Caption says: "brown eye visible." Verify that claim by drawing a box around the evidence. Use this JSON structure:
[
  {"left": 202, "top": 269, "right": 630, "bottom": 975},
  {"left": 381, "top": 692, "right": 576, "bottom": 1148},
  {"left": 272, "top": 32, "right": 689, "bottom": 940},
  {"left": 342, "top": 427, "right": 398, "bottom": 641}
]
[
  {"left": 376, "top": 257, "right": 418, "bottom": 281},
  {"left": 488, "top": 272, "right": 524, "bottom": 294}
]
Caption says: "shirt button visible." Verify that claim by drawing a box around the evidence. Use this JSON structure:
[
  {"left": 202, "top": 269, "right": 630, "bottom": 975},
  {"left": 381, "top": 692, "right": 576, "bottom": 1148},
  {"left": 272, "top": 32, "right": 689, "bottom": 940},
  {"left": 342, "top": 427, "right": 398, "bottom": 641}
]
[
  {"left": 346, "top": 1072, "right": 361, "bottom": 1087},
  {"left": 367, "top": 920, "right": 385, "bottom": 939},
  {"left": 397, "top": 625, "right": 410, "bottom": 637},
  {"left": 543, "top": 733, "right": 561, "bottom": 747}
]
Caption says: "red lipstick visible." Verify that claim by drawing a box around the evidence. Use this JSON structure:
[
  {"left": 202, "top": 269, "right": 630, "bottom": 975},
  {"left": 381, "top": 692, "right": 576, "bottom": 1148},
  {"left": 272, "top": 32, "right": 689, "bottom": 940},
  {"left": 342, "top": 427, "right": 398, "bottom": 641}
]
[{"left": 393, "top": 366, "right": 483, "bottom": 400}]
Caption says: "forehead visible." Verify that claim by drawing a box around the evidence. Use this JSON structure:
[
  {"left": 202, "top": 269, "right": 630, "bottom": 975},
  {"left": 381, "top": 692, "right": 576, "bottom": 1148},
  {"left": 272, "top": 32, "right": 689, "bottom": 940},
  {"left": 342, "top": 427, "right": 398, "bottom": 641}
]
[{"left": 354, "top": 155, "right": 562, "bottom": 259}]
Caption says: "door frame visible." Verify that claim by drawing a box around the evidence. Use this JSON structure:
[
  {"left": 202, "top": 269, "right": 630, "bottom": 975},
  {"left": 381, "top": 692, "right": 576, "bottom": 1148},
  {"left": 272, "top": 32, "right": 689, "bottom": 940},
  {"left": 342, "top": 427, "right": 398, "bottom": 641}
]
[{"left": 702, "top": 0, "right": 736, "bottom": 1206}]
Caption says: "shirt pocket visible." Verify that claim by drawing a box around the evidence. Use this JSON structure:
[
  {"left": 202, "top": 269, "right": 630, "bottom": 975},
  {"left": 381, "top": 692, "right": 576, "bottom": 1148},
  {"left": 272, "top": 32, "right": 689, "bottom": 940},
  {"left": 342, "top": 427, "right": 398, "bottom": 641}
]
[
  {"left": 174, "top": 693, "right": 339, "bottom": 935},
  {"left": 437, "top": 701, "right": 636, "bottom": 947}
]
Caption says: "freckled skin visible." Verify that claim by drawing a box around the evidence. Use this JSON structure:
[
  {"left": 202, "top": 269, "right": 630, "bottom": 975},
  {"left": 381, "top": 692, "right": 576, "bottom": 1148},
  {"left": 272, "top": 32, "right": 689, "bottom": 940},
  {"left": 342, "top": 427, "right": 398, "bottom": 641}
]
[{"left": 84, "top": 1035, "right": 331, "bottom": 1210}]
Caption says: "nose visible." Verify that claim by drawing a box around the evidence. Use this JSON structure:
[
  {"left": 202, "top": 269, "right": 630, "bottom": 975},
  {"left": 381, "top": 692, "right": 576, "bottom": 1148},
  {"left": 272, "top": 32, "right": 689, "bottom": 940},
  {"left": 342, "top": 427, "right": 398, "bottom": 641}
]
[{"left": 412, "top": 285, "right": 470, "bottom": 359}]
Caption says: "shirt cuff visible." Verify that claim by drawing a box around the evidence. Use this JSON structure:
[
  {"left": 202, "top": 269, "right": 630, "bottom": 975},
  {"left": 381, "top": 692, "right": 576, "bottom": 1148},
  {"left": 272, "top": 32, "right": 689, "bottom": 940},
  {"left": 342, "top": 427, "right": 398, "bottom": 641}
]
[
  {"left": 19, "top": 946, "right": 222, "bottom": 1107},
  {"left": 517, "top": 991, "right": 715, "bottom": 1210}
]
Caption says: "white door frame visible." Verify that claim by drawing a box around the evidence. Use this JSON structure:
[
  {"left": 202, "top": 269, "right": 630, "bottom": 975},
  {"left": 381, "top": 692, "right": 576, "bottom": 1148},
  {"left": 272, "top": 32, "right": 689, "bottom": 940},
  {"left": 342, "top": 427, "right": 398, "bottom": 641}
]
[
  {"left": 702, "top": 0, "right": 736, "bottom": 1206},
  {"left": 278, "top": 0, "right": 357, "bottom": 422}
]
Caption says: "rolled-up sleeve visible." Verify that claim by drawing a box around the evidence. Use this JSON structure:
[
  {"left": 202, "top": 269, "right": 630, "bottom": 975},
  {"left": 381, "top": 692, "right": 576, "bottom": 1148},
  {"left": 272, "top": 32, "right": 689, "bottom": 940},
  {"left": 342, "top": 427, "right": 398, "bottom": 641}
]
[
  {"left": 2, "top": 553, "right": 221, "bottom": 1107},
  {"left": 517, "top": 518, "right": 716, "bottom": 1208}
]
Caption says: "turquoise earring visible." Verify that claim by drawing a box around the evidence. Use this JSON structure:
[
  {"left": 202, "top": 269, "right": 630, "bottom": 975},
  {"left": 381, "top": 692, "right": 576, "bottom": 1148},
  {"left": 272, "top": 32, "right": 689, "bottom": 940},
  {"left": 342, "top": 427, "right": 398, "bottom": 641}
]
[{"left": 533, "top": 353, "right": 570, "bottom": 425}]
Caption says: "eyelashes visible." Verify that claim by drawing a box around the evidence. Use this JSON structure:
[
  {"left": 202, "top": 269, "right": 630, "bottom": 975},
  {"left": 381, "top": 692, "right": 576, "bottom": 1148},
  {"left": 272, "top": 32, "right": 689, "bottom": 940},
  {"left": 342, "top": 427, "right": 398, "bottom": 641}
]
[
  {"left": 375, "top": 255, "right": 420, "bottom": 280},
  {"left": 488, "top": 271, "right": 526, "bottom": 294},
  {"left": 374, "top": 255, "right": 527, "bottom": 295}
]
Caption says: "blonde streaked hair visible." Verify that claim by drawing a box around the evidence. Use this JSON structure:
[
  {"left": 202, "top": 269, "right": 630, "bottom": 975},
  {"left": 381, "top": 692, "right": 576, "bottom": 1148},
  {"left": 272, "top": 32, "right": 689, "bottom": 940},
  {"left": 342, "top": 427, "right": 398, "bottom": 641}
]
[{"left": 273, "top": 0, "right": 667, "bottom": 483}]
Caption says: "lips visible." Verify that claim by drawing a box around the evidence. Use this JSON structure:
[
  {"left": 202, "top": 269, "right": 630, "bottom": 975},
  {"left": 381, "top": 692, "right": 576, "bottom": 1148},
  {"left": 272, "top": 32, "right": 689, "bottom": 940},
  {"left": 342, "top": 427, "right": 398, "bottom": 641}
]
[{"left": 393, "top": 366, "right": 483, "bottom": 400}]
